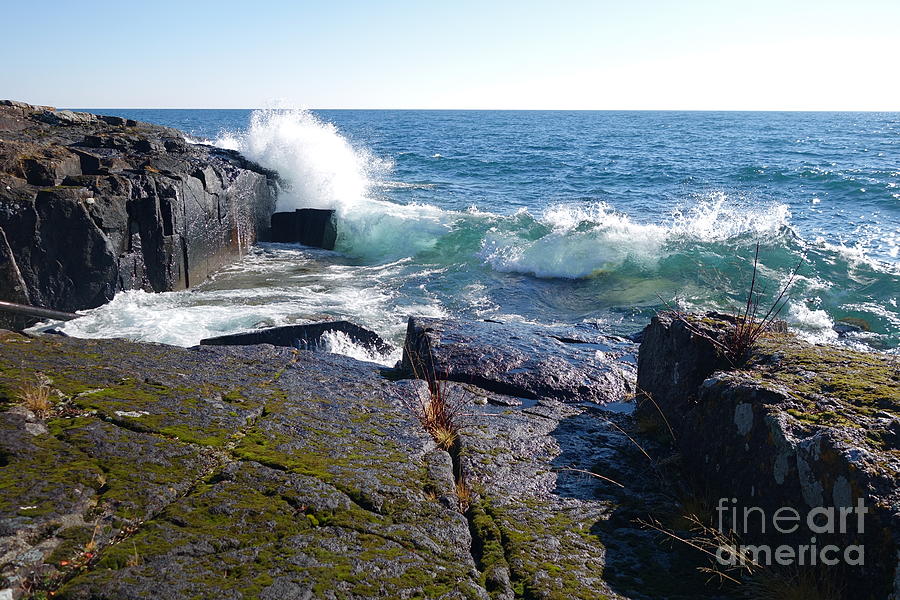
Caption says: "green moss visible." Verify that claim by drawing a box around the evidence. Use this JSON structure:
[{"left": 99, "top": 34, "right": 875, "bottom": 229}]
[
  {"left": 0, "top": 418, "right": 103, "bottom": 517},
  {"left": 468, "top": 500, "right": 510, "bottom": 597},
  {"left": 222, "top": 390, "right": 245, "bottom": 403},
  {"left": 46, "top": 525, "right": 94, "bottom": 564},
  {"left": 478, "top": 497, "right": 609, "bottom": 600},
  {"left": 750, "top": 334, "right": 899, "bottom": 447},
  {"left": 786, "top": 408, "right": 856, "bottom": 428}
]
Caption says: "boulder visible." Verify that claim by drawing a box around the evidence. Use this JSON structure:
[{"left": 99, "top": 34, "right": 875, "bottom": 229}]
[
  {"left": 635, "top": 312, "right": 732, "bottom": 423},
  {"left": 401, "top": 317, "right": 636, "bottom": 403},
  {"left": 638, "top": 313, "right": 900, "bottom": 599}
]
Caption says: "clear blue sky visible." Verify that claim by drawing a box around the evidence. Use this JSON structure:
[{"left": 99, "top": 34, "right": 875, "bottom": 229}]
[{"left": 3, "top": 0, "right": 898, "bottom": 110}]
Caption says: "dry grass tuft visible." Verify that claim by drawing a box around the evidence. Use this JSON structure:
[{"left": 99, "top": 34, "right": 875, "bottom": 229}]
[
  {"left": 723, "top": 242, "right": 802, "bottom": 364},
  {"left": 638, "top": 513, "right": 758, "bottom": 585},
  {"left": 18, "top": 376, "right": 53, "bottom": 418},
  {"left": 403, "top": 342, "right": 472, "bottom": 451},
  {"left": 455, "top": 479, "right": 473, "bottom": 512},
  {"left": 125, "top": 540, "right": 142, "bottom": 568}
]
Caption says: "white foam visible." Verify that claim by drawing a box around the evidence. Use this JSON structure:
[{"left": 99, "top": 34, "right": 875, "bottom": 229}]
[
  {"left": 320, "top": 330, "right": 401, "bottom": 367},
  {"left": 216, "top": 109, "right": 461, "bottom": 260},
  {"left": 55, "top": 289, "right": 291, "bottom": 347},
  {"left": 787, "top": 301, "right": 838, "bottom": 344},
  {"left": 217, "top": 109, "right": 389, "bottom": 213},
  {"left": 668, "top": 193, "right": 790, "bottom": 242},
  {"left": 480, "top": 195, "right": 792, "bottom": 279}
]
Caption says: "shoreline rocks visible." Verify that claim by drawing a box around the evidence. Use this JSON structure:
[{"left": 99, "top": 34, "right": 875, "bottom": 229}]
[
  {"left": 636, "top": 312, "right": 900, "bottom": 600},
  {"left": 0, "top": 100, "right": 279, "bottom": 328},
  {"left": 200, "top": 320, "right": 394, "bottom": 356},
  {"left": 0, "top": 312, "right": 896, "bottom": 599}
]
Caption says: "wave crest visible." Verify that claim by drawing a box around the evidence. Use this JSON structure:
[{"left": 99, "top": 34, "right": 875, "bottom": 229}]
[{"left": 480, "top": 195, "right": 793, "bottom": 279}]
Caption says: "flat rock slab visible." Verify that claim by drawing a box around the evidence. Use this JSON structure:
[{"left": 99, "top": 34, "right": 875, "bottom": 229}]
[
  {"left": 0, "top": 331, "right": 485, "bottom": 599},
  {"left": 402, "top": 317, "right": 636, "bottom": 404}
]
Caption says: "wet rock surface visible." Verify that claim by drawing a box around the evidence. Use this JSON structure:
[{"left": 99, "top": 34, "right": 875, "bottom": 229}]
[
  {"left": 270, "top": 208, "right": 337, "bottom": 250},
  {"left": 457, "top": 387, "right": 715, "bottom": 600},
  {"left": 402, "top": 317, "right": 637, "bottom": 404},
  {"left": 3, "top": 312, "right": 893, "bottom": 599},
  {"left": 0, "top": 100, "right": 278, "bottom": 325}
]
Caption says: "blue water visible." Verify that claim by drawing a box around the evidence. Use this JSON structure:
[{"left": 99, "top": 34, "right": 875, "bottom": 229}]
[{"left": 63, "top": 109, "right": 900, "bottom": 356}]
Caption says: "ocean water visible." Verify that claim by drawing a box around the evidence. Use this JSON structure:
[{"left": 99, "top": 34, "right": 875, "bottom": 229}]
[{"left": 58, "top": 109, "right": 900, "bottom": 360}]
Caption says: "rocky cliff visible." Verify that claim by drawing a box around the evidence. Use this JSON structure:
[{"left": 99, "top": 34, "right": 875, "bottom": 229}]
[
  {"left": 0, "top": 100, "right": 278, "bottom": 324},
  {"left": 637, "top": 313, "right": 900, "bottom": 599}
]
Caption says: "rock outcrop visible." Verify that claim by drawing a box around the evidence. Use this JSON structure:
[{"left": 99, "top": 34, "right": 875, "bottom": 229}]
[
  {"left": 270, "top": 208, "right": 337, "bottom": 250},
  {"left": 0, "top": 100, "right": 278, "bottom": 324},
  {"left": 637, "top": 313, "right": 900, "bottom": 599},
  {"left": 4, "top": 306, "right": 894, "bottom": 598},
  {"left": 402, "top": 317, "right": 637, "bottom": 404},
  {"left": 0, "top": 332, "right": 482, "bottom": 599}
]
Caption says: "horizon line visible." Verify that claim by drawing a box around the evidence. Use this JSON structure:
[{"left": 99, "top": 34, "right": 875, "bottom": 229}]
[{"left": 69, "top": 107, "right": 900, "bottom": 113}]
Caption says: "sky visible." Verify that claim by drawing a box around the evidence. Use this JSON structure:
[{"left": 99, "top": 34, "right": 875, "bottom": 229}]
[{"left": 3, "top": 0, "right": 898, "bottom": 110}]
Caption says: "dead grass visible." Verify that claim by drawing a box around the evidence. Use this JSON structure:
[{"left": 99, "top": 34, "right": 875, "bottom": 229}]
[
  {"left": 18, "top": 376, "right": 53, "bottom": 418},
  {"left": 723, "top": 242, "right": 802, "bottom": 364},
  {"left": 455, "top": 479, "right": 473, "bottom": 512},
  {"left": 125, "top": 540, "right": 142, "bottom": 568},
  {"left": 635, "top": 389, "right": 677, "bottom": 444},
  {"left": 403, "top": 342, "right": 472, "bottom": 451},
  {"left": 638, "top": 513, "right": 758, "bottom": 585}
]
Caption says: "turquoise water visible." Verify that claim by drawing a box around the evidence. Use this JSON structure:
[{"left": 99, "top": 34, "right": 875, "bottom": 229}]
[{"left": 62, "top": 109, "right": 899, "bottom": 356}]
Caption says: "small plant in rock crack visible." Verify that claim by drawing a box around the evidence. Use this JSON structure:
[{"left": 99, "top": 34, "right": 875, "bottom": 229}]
[
  {"left": 455, "top": 478, "right": 473, "bottom": 513},
  {"left": 403, "top": 341, "right": 474, "bottom": 451},
  {"left": 404, "top": 369, "right": 472, "bottom": 451},
  {"left": 663, "top": 242, "right": 803, "bottom": 367}
]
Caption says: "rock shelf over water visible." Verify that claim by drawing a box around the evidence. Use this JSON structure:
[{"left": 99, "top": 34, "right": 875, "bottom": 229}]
[{"left": 0, "top": 100, "right": 897, "bottom": 600}]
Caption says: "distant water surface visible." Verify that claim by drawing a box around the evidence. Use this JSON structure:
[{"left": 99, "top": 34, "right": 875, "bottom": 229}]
[{"left": 60, "top": 109, "right": 900, "bottom": 359}]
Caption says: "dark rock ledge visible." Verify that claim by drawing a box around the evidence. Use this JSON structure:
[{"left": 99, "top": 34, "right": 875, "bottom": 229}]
[{"left": 0, "top": 100, "right": 278, "bottom": 328}]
